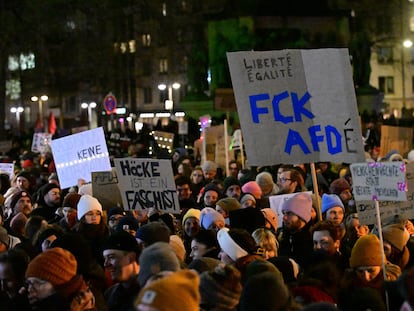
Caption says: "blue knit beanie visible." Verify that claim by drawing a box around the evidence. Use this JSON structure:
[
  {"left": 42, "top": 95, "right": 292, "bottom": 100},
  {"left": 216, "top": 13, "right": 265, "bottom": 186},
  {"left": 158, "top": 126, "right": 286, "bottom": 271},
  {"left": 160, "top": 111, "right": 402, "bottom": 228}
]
[{"left": 321, "top": 194, "right": 344, "bottom": 214}]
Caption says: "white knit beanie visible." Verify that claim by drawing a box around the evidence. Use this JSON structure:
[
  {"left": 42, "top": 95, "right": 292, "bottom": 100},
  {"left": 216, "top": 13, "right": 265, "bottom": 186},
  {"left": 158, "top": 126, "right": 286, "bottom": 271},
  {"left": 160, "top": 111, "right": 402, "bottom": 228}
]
[{"left": 77, "top": 194, "right": 103, "bottom": 220}]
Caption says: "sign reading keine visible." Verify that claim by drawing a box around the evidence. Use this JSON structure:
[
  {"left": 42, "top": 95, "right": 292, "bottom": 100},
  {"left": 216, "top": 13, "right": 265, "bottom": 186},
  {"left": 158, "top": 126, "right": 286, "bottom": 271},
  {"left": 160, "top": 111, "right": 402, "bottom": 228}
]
[
  {"left": 350, "top": 162, "right": 407, "bottom": 202},
  {"left": 114, "top": 158, "right": 180, "bottom": 214},
  {"left": 227, "top": 49, "right": 365, "bottom": 166},
  {"left": 51, "top": 127, "right": 111, "bottom": 189}
]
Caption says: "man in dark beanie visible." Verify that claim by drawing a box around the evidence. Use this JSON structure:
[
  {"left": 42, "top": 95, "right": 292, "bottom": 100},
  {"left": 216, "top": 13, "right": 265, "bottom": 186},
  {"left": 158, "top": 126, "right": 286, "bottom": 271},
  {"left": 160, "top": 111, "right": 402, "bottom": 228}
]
[{"left": 31, "top": 183, "right": 62, "bottom": 222}]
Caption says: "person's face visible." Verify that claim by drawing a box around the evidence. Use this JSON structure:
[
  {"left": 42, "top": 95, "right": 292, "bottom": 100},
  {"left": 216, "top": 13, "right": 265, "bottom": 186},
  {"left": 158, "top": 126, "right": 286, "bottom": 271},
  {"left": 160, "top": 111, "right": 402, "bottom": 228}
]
[
  {"left": 313, "top": 230, "right": 339, "bottom": 255},
  {"left": 262, "top": 248, "right": 276, "bottom": 260},
  {"left": 383, "top": 241, "right": 392, "bottom": 259},
  {"left": 339, "top": 189, "right": 352, "bottom": 205},
  {"left": 282, "top": 211, "right": 305, "bottom": 231},
  {"left": 226, "top": 185, "right": 241, "bottom": 200},
  {"left": 191, "top": 170, "right": 204, "bottom": 184},
  {"left": 215, "top": 205, "right": 228, "bottom": 218},
  {"left": 349, "top": 218, "right": 369, "bottom": 238},
  {"left": 207, "top": 220, "right": 225, "bottom": 232},
  {"left": 14, "top": 197, "right": 32, "bottom": 216},
  {"left": 190, "top": 240, "right": 209, "bottom": 260},
  {"left": 279, "top": 172, "right": 296, "bottom": 193},
  {"left": 229, "top": 164, "right": 239, "bottom": 177},
  {"left": 172, "top": 152, "right": 180, "bottom": 163},
  {"left": 62, "top": 207, "right": 77, "bottom": 227},
  {"left": 0, "top": 262, "right": 20, "bottom": 298},
  {"left": 108, "top": 214, "right": 124, "bottom": 230},
  {"left": 44, "top": 188, "right": 61, "bottom": 206},
  {"left": 219, "top": 250, "right": 234, "bottom": 264},
  {"left": 204, "top": 170, "right": 216, "bottom": 181},
  {"left": 325, "top": 207, "right": 344, "bottom": 225},
  {"left": 184, "top": 217, "right": 200, "bottom": 238},
  {"left": 84, "top": 210, "right": 102, "bottom": 225},
  {"left": 25, "top": 277, "right": 56, "bottom": 305},
  {"left": 355, "top": 266, "right": 381, "bottom": 284},
  {"left": 103, "top": 249, "right": 135, "bottom": 282},
  {"left": 176, "top": 184, "right": 192, "bottom": 200},
  {"left": 16, "top": 177, "right": 29, "bottom": 190},
  {"left": 241, "top": 199, "right": 255, "bottom": 209},
  {"left": 204, "top": 190, "right": 218, "bottom": 207},
  {"left": 177, "top": 164, "right": 185, "bottom": 175}
]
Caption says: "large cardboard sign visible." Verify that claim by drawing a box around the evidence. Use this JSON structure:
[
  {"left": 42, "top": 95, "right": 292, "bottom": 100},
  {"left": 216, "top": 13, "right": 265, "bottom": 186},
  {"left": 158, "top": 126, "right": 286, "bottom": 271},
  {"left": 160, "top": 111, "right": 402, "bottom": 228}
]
[
  {"left": 203, "top": 125, "right": 233, "bottom": 169},
  {"left": 350, "top": 162, "right": 407, "bottom": 202},
  {"left": 227, "top": 49, "right": 365, "bottom": 166},
  {"left": 355, "top": 163, "right": 414, "bottom": 225},
  {"left": 51, "top": 127, "right": 111, "bottom": 189},
  {"left": 380, "top": 125, "right": 413, "bottom": 159},
  {"left": 269, "top": 191, "right": 313, "bottom": 228},
  {"left": 114, "top": 158, "right": 179, "bottom": 214},
  {"left": 31, "top": 133, "right": 52, "bottom": 153},
  {"left": 92, "top": 170, "right": 123, "bottom": 210}
]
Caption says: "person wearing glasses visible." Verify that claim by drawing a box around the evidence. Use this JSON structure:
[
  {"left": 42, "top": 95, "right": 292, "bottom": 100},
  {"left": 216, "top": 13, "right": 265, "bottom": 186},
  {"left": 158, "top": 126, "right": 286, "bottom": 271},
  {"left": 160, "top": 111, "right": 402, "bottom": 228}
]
[{"left": 277, "top": 168, "right": 306, "bottom": 195}]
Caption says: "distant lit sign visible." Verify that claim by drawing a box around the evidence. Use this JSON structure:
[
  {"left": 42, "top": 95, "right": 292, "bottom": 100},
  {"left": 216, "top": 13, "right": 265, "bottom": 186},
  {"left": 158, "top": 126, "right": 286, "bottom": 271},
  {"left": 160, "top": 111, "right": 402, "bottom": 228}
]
[{"left": 104, "top": 94, "right": 117, "bottom": 114}]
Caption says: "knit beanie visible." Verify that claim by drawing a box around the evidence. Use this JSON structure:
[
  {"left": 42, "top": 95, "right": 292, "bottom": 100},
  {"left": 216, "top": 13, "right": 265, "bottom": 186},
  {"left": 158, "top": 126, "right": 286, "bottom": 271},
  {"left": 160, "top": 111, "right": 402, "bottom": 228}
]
[
  {"left": 223, "top": 176, "right": 241, "bottom": 193},
  {"left": 281, "top": 192, "right": 312, "bottom": 223},
  {"left": 239, "top": 271, "right": 290, "bottom": 311},
  {"left": 216, "top": 198, "right": 241, "bottom": 213},
  {"left": 40, "top": 183, "right": 60, "bottom": 197},
  {"left": 26, "top": 247, "right": 77, "bottom": 286},
  {"left": 261, "top": 208, "right": 278, "bottom": 231},
  {"left": 382, "top": 223, "right": 410, "bottom": 252},
  {"left": 268, "top": 256, "right": 300, "bottom": 284},
  {"left": 62, "top": 192, "right": 81, "bottom": 210},
  {"left": 116, "top": 216, "right": 139, "bottom": 233},
  {"left": 9, "top": 191, "right": 32, "bottom": 211},
  {"left": 10, "top": 212, "right": 28, "bottom": 236},
  {"left": 203, "top": 183, "right": 222, "bottom": 198},
  {"left": 16, "top": 171, "right": 31, "bottom": 183},
  {"left": 200, "top": 264, "right": 242, "bottom": 310},
  {"left": 77, "top": 194, "right": 103, "bottom": 220},
  {"left": 240, "top": 193, "right": 256, "bottom": 206},
  {"left": 103, "top": 230, "right": 141, "bottom": 257},
  {"left": 217, "top": 228, "right": 256, "bottom": 262},
  {"left": 182, "top": 208, "right": 201, "bottom": 226},
  {"left": 138, "top": 242, "right": 181, "bottom": 287},
  {"left": 135, "top": 270, "right": 200, "bottom": 311},
  {"left": 349, "top": 234, "right": 383, "bottom": 268},
  {"left": 135, "top": 222, "right": 171, "bottom": 246},
  {"left": 169, "top": 235, "right": 186, "bottom": 262},
  {"left": 200, "top": 207, "right": 225, "bottom": 230},
  {"left": 242, "top": 181, "right": 262, "bottom": 199},
  {"left": 321, "top": 193, "right": 344, "bottom": 214},
  {"left": 194, "top": 229, "right": 220, "bottom": 250},
  {"left": 78, "top": 183, "right": 93, "bottom": 196},
  {"left": 329, "top": 178, "right": 350, "bottom": 196}
]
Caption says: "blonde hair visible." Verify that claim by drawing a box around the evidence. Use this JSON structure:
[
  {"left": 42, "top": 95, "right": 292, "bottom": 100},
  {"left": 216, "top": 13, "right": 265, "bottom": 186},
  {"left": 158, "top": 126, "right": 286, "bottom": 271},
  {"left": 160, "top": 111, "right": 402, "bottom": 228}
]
[{"left": 252, "top": 228, "right": 278, "bottom": 257}]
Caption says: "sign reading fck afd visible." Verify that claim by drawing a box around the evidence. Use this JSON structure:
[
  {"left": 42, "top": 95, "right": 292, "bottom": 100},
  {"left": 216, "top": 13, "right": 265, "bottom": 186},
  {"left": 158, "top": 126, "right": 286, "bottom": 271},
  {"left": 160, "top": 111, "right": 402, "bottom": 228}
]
[{"left": 227, "top": 49, "right": 365, "bottom": 166}]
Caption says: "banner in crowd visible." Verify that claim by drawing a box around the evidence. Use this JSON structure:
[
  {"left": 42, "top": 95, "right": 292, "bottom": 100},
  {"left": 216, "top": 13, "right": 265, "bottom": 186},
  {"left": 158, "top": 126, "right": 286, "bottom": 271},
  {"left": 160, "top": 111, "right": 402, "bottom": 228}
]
[
  {"left": 269, "top": 191, "right": 313, "bottom": 228},
  {"left": 380, "top": 125, "right": 413, "bottom": 159},
  {"left": 31, "top": 133, "right": 52, "bottom": 153},
  {"left": 355, "top": 163, "right": 414, "bottom": 225},
  {"left": 0, "top": 163, "right": 14, "bottom": 179},
  {"left": 92, "top": 170, "right": 123, "bottom": 210},
  {"left": 51, "top": 127, "right": 111, "bottom": 189},
  {"left": 114, "top": 158, "right": 179, "bottom": 214},
  {"left": 152, "top": 131, "right": 174, "bottom": 151},
  {"left": 203, "top": 125, "right": 233, "bottom": 170},
  {"left": 227, "top": 49, "right": 365, "bottom": 166}
]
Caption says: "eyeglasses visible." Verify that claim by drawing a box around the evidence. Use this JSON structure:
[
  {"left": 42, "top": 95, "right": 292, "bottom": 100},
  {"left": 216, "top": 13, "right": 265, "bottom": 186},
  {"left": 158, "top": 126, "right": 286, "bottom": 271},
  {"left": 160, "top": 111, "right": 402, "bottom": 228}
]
[
  {"left": 49, "top": 191, "right": 61, "bottom": 196},
  {"left": 280, "top": 177, "right": 292, "bottom": 183},
  {"left": 25, "top": 278, "right": 49, "bottom": 290}
]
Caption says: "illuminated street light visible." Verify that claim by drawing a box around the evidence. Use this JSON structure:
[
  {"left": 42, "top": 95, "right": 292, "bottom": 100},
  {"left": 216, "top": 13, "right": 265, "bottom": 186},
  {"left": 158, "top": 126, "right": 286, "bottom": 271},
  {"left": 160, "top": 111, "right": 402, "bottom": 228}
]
[
  {"left": 157, "top": 82, "right": 181, "bottom": 111},
  {"left": 10, "top": 106, "right": 24, "bottom": 128},
  {"left": 31, "top": 95, "right": 48, "bottom": 118},
  {"left": 403, "top": 39, "right": 413, "bottom": 48},
  {"left": 81, "top": 101, "right": 97, "bottom": 129}
]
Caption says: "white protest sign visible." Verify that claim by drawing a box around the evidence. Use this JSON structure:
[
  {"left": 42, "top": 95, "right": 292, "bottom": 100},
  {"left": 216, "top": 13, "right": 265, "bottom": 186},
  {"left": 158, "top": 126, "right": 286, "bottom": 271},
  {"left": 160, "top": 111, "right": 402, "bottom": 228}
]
[
  {"left": 31, "top": 133, "right": 52, "bottom": 153},
  {"left": 51, "top": 127, "right": 111, "bottom": 189},
  {"left": 269, "top": 191, "right": 313, "bottom": 228},
  {"left": 350, "top": 162, "right": 407, "bottom": 202},
  {"left": 227, "top": 49, "right": 365, "bottom": 166},
  {"left": 0, "top": 163, "right": 14, "bottom": 179},
  {"left": 113, "top": 158, "right": 180, "bottom": 214},
  {"left": 355, "top": 163, "right": 414, "bottom": 225}
]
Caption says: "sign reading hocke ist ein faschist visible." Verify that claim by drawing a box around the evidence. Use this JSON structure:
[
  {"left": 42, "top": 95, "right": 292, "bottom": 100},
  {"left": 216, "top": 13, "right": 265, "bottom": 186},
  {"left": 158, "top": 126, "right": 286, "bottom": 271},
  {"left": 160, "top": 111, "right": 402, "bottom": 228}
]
[
  {"left": 227, "top": 49, "right": 365, "bottom": 166},
  {"left": 114, "top": 158, "right": 180, "bottom": 214}
]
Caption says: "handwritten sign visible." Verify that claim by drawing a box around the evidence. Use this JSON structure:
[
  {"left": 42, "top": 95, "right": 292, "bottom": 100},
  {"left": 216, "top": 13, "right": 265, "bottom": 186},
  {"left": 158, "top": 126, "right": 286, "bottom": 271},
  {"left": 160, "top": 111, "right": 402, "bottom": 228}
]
[
  {"left": 0, "top": 163, "right": 14, "bottom": 179},
  {"left": 350, "top": 162, "right": 407, "bottom": 201},
  {"left": 269, "top": 191, "right": 313, "bottom": 228},
  {"left": 51, "top": 127, "right": 111, "bottom": 189},
  {"left": 31, "top": 133, "right": 52, "bottom": 153},
  {"left": 92, "top": 170, "right": 123, "bottom": 210},
  {"left": 114, "top": 158, "right": 179, "bottom": 214},
  {"left": 227, "top": 49, "right": 365, "bottom": 166},
  {"left": 356, "top": 163, "right": 414, "bottom": 225}
]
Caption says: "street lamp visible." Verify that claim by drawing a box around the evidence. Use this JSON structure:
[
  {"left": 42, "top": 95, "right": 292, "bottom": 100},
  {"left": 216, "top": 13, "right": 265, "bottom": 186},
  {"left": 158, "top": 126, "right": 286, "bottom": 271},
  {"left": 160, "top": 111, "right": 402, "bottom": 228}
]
[
  {"left": 10, "top": 106, "right": 24, "bottom": 129},
  {"left": 158, "top": 82, "right": 181, "bottom": 111},
  {"left": 81, "top": 101, "right": 97, "bottom": 129},
  {"left": 31, "top": 95, "right": 48, "bottom": 118}
]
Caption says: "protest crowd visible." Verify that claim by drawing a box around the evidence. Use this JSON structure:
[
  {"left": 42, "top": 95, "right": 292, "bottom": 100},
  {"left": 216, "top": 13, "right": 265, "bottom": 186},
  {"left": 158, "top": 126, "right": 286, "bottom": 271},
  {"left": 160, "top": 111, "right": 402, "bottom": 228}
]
[{"left": 0, "top": 127, "right": 413, "bottom": 311}]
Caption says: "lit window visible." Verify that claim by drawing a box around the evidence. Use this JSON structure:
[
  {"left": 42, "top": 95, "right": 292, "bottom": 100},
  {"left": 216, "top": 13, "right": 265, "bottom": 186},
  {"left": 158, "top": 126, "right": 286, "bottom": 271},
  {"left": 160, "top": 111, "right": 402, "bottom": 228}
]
[
  {"left": 378, "top": 76, "right": 394, "bottom": 94},
  {"left": 120, "top": 42, "right": 127, "bottom": 53},
  {"left": 20, "top": 53, "right": 35, "bottom": 70},
  {"left": 8, "top": 56, "right": 19, "bottom": 71},
  {"left": 377, "top": 47, "right": 393, "bottom": 64},
  {"left": 142, "top": 34, "right": 151, "bottom": 47},
  {"left": 6, "top": 79, "right": 21, "bottom": 100},
  {"left": 159, "top": 58, "right": 168, "bottom": 73},
  {"left": 129, "top": 40, "right": 136, "bottom": 53}
]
